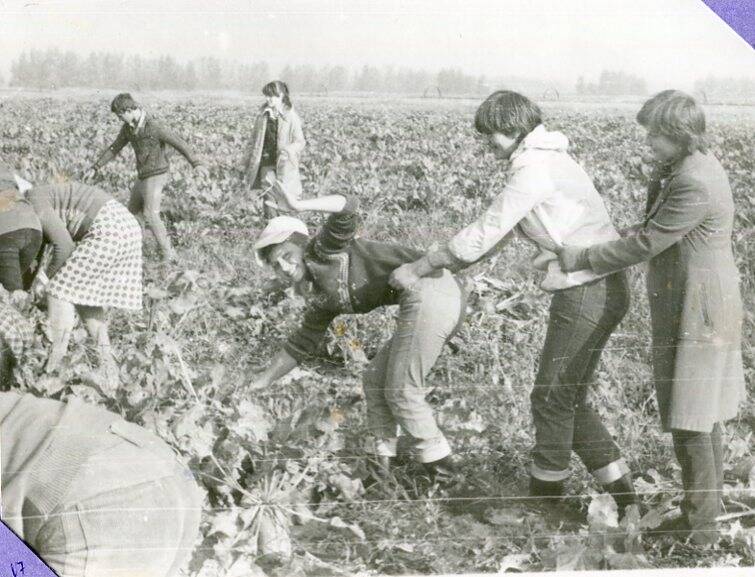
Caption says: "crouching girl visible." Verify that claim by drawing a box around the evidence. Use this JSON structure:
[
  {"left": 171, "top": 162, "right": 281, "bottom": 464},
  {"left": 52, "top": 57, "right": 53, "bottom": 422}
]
[
  {"left": 28, "top": 181, "right": 143, "bottom": 388},
  {"left": 250, "top": 187, "right": 465, "bottom": 478}
]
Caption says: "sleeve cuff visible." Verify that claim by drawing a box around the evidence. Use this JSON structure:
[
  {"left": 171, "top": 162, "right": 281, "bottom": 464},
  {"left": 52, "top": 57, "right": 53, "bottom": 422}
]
[
  {"left": 282, "top": 340, "right": 310, "bottom": 363},
  {"left": 577, "top": 248, "right": 592, "bottom": 271}
]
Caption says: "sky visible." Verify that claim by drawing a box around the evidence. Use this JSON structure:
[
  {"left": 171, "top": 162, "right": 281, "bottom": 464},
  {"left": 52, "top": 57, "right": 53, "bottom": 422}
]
[{"left": 0, "top": 0, "right": 753, "bottom": 90}]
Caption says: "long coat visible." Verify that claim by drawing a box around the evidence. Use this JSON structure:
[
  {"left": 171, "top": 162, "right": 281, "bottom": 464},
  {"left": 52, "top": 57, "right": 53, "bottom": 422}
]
[
  {"left": 586, "top": 151, "right": 746, "bottom": 432},
  {"left": 242, "top": 105, "right": 305, "bottom": 197}
]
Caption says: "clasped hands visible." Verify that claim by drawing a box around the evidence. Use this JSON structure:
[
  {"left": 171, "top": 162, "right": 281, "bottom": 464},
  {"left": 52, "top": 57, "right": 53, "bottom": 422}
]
[{"left": 553, "top": 245, "right": 591, "bottom": 272}]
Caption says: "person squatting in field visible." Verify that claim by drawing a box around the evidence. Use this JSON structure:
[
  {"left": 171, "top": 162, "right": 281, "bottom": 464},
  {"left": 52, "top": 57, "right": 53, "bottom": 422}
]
[
  {"left": 249, "top": 184, "right": 466, "bottom": 479},
  {"left": 557, "top": 90, "right": 747, "bottom": 546},
  {"left": 26, "top": 180, "right": 143, "bottom": 390},
  {"left": 241, "top": 80, "right": 306, "bottom": 219},
  {"left": 0, "top": 390, "right": 203, "bottom": 577},
  {"left": 0, "top": 162, "right": 43, "bottom": 293},
  {"left": 390, "top": 90, "right": 641, "bottom": 520},
  {"left": 87, "top": 93, "right": 208, "bottom": 262}
]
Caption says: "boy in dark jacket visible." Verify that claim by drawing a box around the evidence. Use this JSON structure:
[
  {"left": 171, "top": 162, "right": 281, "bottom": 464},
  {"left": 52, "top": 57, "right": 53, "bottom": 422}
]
[{"left": 87, "top": 93, "right": 207, "bottom": 261}]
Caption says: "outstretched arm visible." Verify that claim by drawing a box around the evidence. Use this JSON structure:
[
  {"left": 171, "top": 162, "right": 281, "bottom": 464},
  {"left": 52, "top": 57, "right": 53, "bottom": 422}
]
[
  {"left": 91, "top": 125, "right": 129, "bottom": 172},
  {"left": 154, "top": 124, "right": 204, "bottom": 169},
  {"left": 275, "top": 181, "right": 346, "bottom": 214},
  {"left": 249, "top": 348, "right": 298, "bottom": 390},
  {"left": 390, "top": 163, "right": 548, "bottom": 289}
]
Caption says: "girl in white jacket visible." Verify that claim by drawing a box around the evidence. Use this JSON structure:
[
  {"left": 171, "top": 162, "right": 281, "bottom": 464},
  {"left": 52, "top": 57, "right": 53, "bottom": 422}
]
[{"left": 391, "top": 90, "right": 640, "bottom": 519}]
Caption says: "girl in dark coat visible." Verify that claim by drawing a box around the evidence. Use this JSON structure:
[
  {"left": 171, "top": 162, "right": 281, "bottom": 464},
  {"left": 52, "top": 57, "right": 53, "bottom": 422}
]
[{"left": 558, "top": 90, "right": 746, "bottom": 545}]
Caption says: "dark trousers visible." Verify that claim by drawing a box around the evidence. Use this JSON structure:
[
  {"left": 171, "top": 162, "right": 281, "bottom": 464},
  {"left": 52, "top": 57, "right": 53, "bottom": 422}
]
[
  {"left": 0, "top": 228, "right": 42, "bottom": 291},
  {"left": 672, "top": 423, "right": 723, "bottom": 538},
  {"left": 531, "top": 272, "right": 630, "bottom": 480}
]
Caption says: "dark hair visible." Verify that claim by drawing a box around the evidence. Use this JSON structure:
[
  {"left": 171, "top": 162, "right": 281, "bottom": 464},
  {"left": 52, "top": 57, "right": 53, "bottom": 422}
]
[
  {"left": 110, "top": 93, "right": 140, "bottom": 114},
  {"left": 259, "top": 231, "right": 308, "bottom": 264},
  {"left": 262, "top": 80, "right": 292, "bottom": 109},
  {"left": 636, "top": 90, "right": 708, "bottom": 155},
  {"left": 474, "top": 90, "right": 543, "bottom": 138}
]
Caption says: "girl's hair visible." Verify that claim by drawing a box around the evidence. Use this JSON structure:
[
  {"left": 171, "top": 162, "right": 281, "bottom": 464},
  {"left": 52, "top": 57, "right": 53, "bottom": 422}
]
[
  {"left": 259, "top": 231, "right": 308, "bottom": 264},
  {"left": 262, "top": 80, "right": 292, "bottom": 109},
  {"left": 636, "top": 90, "right": 708, "bottom": 155},
  {"left": 111, "top": 93, "right": 140, "bottom": 114},
  {"left": 474, "top": 90, "right": 543, "bottom": 138}
]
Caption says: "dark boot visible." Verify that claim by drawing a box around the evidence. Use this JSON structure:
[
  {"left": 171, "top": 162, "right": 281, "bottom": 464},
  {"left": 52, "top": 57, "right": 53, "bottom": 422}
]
[
  {"left": 603, "top": 473, "right": 642, "bottom": 522},
  {"left": 422, "top": 455, "right": 458, "bottom": 483},
  {"left": 529, "top": 476, "right": 565, "bottom": 502}
]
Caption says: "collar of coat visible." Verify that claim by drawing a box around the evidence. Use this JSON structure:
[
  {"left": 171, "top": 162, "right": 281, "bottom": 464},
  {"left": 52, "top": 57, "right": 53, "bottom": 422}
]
[{"left": 646, "top": 150, "right": 706, "bottom": 220}]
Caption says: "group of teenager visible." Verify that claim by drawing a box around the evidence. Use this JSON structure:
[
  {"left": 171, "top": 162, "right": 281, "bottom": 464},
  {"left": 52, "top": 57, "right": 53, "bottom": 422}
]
[{"left": 0, "top": 80, "right": 747, "bottom": 575}]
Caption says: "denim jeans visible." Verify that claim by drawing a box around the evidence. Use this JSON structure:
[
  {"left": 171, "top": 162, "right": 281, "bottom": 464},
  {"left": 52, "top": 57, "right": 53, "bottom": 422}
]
[
  {"left": 530, "top": 272, "right": 631, "bottom": 483},
  {"left": 129, "top": 173, "right": 172, "bottom": 257},
  {"left": 30, "top": 421, "right": 203, "bottom": 577},
  {"left": 0, "top": 228, "right": 42, "bottom": 291},
  {"left": 363, "top": 269, "right": 464, "bottom": 463}
]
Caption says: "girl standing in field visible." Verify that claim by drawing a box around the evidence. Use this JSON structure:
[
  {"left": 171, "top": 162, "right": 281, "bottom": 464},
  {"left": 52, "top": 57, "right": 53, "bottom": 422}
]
[
  {"left": 87, "top": 93, "right": 208, "bottom": 262},
  {"left": 0, "top": 162, "right": 42, "bottom": 292},
  {"left": 390, "top": 91, "right": 641, "bottom": 519},
  {"left": 242, "top": 81, "right": 306, "bottom": 219},
  {"left": 27, "top": 180, "right": 143, "bottom": 390},
  {"left": 557, "top": 91, "right": 746, "bottom": 545},
  {"left": 249, "top": 184, "right": 465, "bottom": 479}
]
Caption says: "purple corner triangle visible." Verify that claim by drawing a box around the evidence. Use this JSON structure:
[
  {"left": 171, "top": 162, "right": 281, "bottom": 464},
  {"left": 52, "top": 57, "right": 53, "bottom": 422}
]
[
  {"left": 0, "top": 520, "right": 58, "bottom": 577},
  {"left": 701, "top": 0, "right": 755, "bottom": 47}
]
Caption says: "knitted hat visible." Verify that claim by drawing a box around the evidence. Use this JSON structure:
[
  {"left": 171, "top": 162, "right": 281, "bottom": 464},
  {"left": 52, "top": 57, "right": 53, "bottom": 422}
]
[{"left": 253, "top": 216, "right": 309, "bottom": 266}]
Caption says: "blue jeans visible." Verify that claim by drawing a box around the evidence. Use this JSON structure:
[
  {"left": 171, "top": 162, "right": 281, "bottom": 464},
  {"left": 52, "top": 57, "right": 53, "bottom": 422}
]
[
  {"left": 129, "top": 173, "right": 172, "bottom": 257},
  {"left": 530, "top": 272, "right": 631, "bottom": 484},
  {"left": 363, "top": 270, "right": 464, "bottom": 463},
  {"left": 30, "top": 421, "right": 203, "bottom": 577}
]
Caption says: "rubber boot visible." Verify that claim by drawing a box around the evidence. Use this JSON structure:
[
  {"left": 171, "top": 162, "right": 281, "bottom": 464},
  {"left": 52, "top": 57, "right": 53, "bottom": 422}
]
[{"left": 529, "top": 476, "right": 565, "bottom": 501}]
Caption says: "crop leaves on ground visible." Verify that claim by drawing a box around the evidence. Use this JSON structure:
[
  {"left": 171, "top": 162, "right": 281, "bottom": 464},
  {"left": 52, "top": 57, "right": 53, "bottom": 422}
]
[{"left": 1, "top": 96, "right": 753, "bottom": 575}]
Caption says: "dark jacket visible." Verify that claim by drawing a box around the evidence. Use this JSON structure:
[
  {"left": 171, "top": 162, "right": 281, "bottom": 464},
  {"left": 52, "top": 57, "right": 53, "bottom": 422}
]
[
  {"left": 95, "top": 113, "right": 201, "bottom": 179},
  {"left": 586, "top": 151, "right": 746, "bottom": 432},
  {"left": 284, "top": 198, "right": 442, "bottom": 361}
]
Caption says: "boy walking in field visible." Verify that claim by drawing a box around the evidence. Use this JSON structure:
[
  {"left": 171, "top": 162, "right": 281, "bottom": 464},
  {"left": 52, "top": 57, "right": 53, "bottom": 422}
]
[{"left": 87, "top": 93, "right": 208, "bottom": 262}]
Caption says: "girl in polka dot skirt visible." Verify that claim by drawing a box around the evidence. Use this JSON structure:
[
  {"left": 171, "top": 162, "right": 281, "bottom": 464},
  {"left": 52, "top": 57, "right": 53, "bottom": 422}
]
[{"left": 27, "top": 181, "right": 142, "bottom": 389}]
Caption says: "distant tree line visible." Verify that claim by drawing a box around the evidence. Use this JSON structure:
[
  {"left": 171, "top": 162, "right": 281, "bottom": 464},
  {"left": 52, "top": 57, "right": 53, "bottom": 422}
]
[
  {"left": 693, "top": 75, "right": 755, "bottom": 103},
  {"left": 8, "top": 49, "right": 487, "bottom": 95},
  {"left": 575, "top": 71, "right": 647, "bottom": 96}
]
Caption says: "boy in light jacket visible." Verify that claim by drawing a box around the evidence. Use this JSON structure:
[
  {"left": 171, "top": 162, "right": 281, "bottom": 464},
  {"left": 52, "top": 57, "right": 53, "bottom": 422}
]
[{"left": 391, "top": 90, "right": 640, "bottom": 519}]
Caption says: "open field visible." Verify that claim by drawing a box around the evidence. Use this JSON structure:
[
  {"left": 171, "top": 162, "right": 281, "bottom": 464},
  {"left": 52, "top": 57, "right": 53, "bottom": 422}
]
[{"left": 0, "top": 93, "right": 753, "bottom": 575}]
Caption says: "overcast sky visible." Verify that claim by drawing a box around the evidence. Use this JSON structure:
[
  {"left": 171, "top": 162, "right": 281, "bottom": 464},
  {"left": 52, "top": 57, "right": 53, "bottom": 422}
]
[{"left": 0, "top": 0, "right": 752, "bottom": 89}]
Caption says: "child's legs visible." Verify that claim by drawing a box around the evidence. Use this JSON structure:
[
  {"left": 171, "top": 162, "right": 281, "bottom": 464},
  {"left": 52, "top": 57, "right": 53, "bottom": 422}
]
[
  {"left": 530, "top": 278, "right": 627, "bottom": 484},
  {"left": 362, "top": 344, "right": 400, "bottom": 456},
  {"left": 128, "top": 177, "right": 145, "bottom": 215},
  {"left": 76, "top": 304, "right": 109, "bottom": 346},
  {"left": 259, "top": 166, "right": 278, "bottom": 219},
  {"left": 671, "top": 427, "right": 720, "bottom": 542},
  {"left": 383, "top": 271, "right": 461, "bottom": 463},
  {"left": 139, "top": 174, "right": 172, "bottom": 257},
  {"left": 77, "top": 305, "right": 118, "bottom": 386},
  {"left": 46, "top": 295, "right": 77, "bottom": 371}
]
